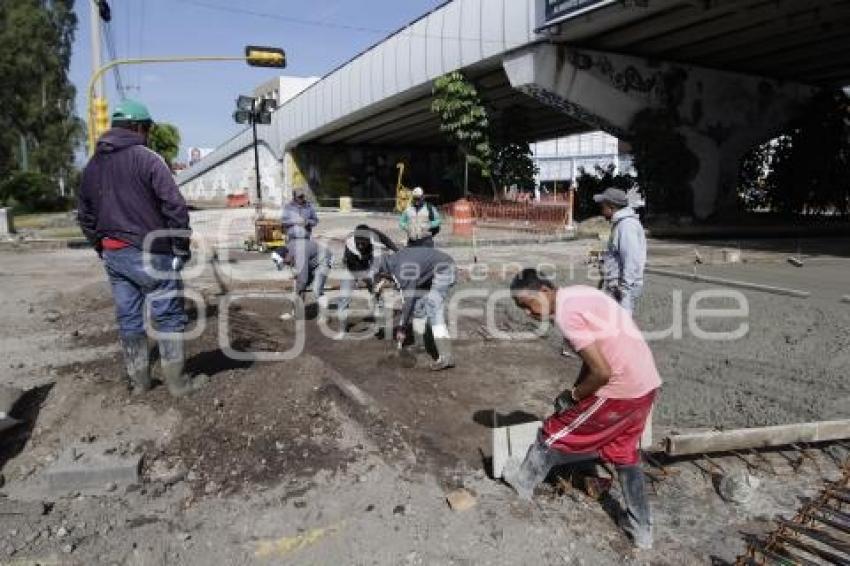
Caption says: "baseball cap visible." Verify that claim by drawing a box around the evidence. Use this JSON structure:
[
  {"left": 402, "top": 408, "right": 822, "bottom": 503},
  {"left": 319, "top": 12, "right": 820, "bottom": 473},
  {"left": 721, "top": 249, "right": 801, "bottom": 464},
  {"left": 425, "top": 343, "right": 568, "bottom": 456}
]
[
  {"left": 412, "top": 187, "right": 424, "bottom": 198},
  {"left": 593, "top": 187, "right": 629, "bottom": 207}
]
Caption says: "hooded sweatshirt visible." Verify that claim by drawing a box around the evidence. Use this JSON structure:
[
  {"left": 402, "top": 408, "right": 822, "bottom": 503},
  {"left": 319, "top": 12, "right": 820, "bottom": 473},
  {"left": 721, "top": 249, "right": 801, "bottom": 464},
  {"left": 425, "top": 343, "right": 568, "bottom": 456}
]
[
  {"left": 602, "top": 207, "right": 646, "bottom": 297},
  {"left": 281, "top": 199, "right": 319, "bottom": 240},
  {"left": 376, "top": 247, "right": 455, "bottom": 327},
  {"left": 77, "top": 128, "right": 191, "bottom": 256},
  {"left": 343, "top": 226, "right": 398, "bottom": 277}
]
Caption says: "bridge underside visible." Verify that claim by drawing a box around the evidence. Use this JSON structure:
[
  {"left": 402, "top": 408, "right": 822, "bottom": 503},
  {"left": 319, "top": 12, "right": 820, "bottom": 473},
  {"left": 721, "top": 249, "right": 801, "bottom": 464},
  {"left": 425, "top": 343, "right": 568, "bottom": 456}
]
[
  {"left": 304, "top": 65, "right": 592, "bottom": 147},
  {"left": 547, "top": 0, "right": 850, "bottom": 88}
]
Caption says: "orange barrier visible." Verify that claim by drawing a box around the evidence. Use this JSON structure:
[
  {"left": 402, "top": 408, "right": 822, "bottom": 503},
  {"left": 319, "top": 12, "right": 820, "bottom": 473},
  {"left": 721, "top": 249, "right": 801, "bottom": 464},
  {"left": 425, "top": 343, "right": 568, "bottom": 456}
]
[
  {"left": 227, "top": 193, "right": 250, "bottom": 208},
  {"left": 452, "top": 198, "right": 474, "bottom": 237}
]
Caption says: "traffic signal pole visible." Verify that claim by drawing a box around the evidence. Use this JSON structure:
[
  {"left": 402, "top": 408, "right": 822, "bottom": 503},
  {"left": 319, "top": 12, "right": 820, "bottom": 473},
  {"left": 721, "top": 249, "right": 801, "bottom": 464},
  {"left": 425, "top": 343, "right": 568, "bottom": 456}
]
[{"left": 251, "top": 100, "right": 263, "bottom": 217}]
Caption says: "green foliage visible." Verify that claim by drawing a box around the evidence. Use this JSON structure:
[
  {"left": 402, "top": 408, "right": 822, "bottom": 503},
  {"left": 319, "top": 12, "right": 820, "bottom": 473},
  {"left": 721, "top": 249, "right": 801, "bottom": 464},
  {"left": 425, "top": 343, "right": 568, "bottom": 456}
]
[
  {"left": 431, "top": 72, "right": 493, "bottom": 182},
  {"left": 148, "top": 123, "right": 182, "bottom": 166},
  {"left": 0, "top": 171, "right": 72, "bottom": 212},
  {"left": 630, "top": 109, "right": 698, "bottom": 215},
  {"left": 491, "top": 142, "right": 538, "bottom": 192},
  {"left": 575, "top": 164, "right": 638, "bottom": 220},
  {"left": 0, "top": 1, "right": 82, "bottom": 187},
  {"left": 736, "top": 90, "right": 850, "bottom": 217},
  {"left": 737, "top": 141, "right": 772, "bottom": 212},
  {"left": 763, "top": 91, "right": 850, "bottom": 216}
]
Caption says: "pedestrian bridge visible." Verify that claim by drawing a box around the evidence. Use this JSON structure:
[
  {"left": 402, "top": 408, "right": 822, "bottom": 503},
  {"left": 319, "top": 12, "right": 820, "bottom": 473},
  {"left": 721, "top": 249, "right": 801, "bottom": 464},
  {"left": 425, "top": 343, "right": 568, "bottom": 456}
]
[{"left": 177, "top": 0, "right": 850, "bottom": 219}]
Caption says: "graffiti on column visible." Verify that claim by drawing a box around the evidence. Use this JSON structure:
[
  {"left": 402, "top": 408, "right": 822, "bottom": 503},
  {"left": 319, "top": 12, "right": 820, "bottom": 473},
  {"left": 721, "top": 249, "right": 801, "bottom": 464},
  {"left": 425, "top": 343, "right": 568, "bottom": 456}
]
[{"left": 568, "top": 51, "right": 689, "bottom": 109}]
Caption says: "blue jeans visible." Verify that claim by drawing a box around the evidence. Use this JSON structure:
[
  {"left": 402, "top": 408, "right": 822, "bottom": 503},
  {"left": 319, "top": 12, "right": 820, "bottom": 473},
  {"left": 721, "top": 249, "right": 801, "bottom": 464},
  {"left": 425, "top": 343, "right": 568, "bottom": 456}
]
[
  {"left": 103, "top": 247, "right": 187, "bottom": 337},
  {"left": 412, "top": 268, "right": 455, "bottom": 328}
]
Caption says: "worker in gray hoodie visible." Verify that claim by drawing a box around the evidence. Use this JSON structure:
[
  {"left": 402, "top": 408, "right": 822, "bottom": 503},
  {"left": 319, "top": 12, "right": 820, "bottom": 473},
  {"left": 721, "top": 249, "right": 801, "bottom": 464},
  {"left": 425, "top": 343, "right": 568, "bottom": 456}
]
[
  {"left": 282, "top": 188, "right": 318, "bottom": 241},
  {"left": 374, "top": 247, "right": 456, "bottom": 371},
  {"left": 593, "top": 187, "right": 646, "bottom": 314}
]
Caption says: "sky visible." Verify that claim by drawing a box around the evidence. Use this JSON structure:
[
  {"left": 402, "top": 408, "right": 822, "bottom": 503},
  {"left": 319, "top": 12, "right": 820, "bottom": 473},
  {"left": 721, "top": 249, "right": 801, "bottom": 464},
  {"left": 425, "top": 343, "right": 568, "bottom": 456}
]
[{"left": 70, "top": 0, "right": 446, "bottom": 161}]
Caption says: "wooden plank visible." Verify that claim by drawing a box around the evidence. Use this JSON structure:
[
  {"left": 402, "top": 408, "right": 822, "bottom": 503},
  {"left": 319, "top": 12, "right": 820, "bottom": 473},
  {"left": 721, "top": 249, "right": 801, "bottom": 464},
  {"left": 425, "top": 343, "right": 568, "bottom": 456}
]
[{"left": 665, "top": 420, "right": 850, "bottom": 456}]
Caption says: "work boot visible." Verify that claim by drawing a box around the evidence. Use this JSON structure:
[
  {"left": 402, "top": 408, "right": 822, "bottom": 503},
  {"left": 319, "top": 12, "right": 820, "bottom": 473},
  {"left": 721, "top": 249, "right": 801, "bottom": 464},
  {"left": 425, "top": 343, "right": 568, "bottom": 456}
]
[
  {"left": 430, "top": 338, "right": 455, "bottom": 371},
  {"left": 617, "top": 465, "right": 653, "bottom": 549},
  {"left": 411, "top": 329, "right": 427, "bottom": 354},
  {"left": 158, "top": 338, "right": 209, "bottom": 398},
  {"left": 120, "top": 334, "right": 151, "bottom": 395}
]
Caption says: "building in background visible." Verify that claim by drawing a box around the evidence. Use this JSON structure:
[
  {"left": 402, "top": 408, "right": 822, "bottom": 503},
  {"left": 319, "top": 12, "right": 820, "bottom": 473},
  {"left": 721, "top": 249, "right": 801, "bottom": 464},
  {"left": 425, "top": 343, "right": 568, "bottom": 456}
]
[
  {"left": 253, "top": 76, "right": 320, "bottom": 108},
  {"left": 188, "top": 147, "right": 214, "bottom": 167},
  {"left": 531, "top": 131, "right": 635, "bottom": 192}
]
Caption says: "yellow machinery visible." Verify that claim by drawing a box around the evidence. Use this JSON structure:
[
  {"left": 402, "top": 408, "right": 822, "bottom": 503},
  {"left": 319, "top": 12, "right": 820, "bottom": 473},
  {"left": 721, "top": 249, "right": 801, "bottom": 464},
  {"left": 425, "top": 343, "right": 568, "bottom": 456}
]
[
  {"left": 244, "top": 217, "right": 286, "bottom": 252},
  {"left": 395, "top": 162, "right": 412, "bottom": 213}
]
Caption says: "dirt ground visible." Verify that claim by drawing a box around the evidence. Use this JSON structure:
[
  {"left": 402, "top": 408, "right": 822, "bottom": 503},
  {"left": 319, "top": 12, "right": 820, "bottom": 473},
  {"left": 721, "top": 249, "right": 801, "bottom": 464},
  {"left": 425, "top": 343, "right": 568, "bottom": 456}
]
[{"left": 0, "top": 219, "right": 849, "bottom": 564}]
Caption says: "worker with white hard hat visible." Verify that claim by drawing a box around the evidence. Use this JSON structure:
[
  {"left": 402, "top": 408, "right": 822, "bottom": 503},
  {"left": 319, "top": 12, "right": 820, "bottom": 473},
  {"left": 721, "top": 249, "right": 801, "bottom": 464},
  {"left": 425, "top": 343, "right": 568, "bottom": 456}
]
[{"left": 399, "top": 187, "right": 442, "bottom": 248}]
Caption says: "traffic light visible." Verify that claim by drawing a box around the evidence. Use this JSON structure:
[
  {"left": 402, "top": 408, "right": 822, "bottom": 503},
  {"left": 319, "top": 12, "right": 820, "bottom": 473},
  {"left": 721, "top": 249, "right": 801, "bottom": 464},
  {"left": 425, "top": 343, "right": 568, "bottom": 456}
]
[
  {"left": 93, "top": 97, "right": 110, "bottom": 138},
  {"left": 245, "top": 46, "right": 286, "bottom": 68}
]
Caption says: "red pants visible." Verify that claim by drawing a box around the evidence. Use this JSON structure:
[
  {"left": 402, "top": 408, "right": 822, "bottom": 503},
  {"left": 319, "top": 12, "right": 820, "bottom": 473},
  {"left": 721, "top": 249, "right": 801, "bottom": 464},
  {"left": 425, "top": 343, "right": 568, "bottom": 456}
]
[{"left": 542, "top": 389, "right": 657, "bottom": 466}]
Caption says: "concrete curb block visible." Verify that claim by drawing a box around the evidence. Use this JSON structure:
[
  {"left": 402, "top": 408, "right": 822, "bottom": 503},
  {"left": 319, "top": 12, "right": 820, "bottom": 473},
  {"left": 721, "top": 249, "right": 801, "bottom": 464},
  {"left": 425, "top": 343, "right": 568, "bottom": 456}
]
[
  {"left": 646, "top": 267, "right": 811, "bottom": 298},
  {"left": 0, "top": 238, "right": 90, "bottom": 252},
  {"left": 842, "top": 295, "right": 850, "bottom": 304}
]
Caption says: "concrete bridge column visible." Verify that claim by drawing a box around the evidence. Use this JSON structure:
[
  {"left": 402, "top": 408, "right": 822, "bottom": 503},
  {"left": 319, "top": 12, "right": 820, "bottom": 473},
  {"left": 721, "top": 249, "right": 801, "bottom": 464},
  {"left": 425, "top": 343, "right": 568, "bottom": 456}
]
[{"left": 503, "top": 44, "right": 815, "bottom": 219}]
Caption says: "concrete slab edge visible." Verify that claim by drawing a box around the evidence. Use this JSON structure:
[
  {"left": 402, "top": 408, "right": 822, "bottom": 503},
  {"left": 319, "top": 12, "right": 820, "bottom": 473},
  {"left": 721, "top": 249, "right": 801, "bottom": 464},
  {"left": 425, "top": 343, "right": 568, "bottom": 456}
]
[{"left": 646, "top": 267, "right": 811, "bottom": 298}]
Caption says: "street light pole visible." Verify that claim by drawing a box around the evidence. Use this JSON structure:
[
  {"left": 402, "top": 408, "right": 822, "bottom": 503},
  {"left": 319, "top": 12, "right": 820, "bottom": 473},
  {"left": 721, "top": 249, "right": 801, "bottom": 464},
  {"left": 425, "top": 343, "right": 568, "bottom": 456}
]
[
  {"left": 234, "top": 95, "right": 275, "bottom": 218},
  {"left": 251, "top": 99, "right": 263, "bottom": 218}
]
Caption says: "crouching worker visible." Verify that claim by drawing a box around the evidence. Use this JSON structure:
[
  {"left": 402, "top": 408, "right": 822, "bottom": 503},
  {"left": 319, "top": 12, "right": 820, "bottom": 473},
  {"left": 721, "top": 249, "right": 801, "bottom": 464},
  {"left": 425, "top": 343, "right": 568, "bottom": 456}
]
[
  {"left": 272, "top": 240, "right": 333, "bottom": 313},
  {"left": 77, "top": 99, "right": 208, "bottom": 398},
  {"left": 504, "top": 269, "right": 661, "bottom": 549},
  {"left": 337, "top": 224, "right": 399, "bottom": 323},
  {"left": 374, "top": 247, "right": 456, "bottom": 371}
]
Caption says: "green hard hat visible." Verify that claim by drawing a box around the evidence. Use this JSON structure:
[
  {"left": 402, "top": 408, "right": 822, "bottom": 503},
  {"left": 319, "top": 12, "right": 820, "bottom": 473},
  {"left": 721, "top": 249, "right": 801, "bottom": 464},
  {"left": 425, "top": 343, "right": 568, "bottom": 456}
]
[{"left": 111, "top": 99, "right": 153, "bottom": 124}]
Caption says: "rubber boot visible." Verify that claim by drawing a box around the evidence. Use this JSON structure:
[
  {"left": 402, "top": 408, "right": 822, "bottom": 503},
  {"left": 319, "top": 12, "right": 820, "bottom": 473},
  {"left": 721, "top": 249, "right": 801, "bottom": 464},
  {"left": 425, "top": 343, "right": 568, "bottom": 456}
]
[
  {"left": 120, "top": 334, "right": 151, "bottom": 395},
  {"left": 411, "top": 329, "right": 427, "bottom": 354},
  {"left": 430, "top": 338, "right": 455, "bottom": 371},
  {"left": 616, "top": 465, "right": 653, "bottom": 549},
  {"left": 158, "top": 338, "right": 209, "bottom": 398},
  {"left": 410, "top": 319, "right": 428, "bottom": 354}
]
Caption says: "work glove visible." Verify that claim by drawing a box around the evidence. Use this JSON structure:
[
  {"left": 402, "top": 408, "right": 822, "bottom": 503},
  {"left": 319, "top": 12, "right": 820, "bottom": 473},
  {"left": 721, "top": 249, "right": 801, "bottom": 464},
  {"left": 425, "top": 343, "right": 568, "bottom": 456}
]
[
  {"left": 394, "top": 326, "right": 407, "bottom": 347},
  {"left": 554, "top": 389, "right": 578, "bottom": 414}
]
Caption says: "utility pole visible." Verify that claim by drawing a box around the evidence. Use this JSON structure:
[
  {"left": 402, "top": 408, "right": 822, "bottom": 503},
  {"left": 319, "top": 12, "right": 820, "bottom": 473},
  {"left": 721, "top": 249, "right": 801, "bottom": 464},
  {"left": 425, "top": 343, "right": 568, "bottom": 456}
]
[{"left": 90, "top": 0, "right": 104, "bottom": 99}]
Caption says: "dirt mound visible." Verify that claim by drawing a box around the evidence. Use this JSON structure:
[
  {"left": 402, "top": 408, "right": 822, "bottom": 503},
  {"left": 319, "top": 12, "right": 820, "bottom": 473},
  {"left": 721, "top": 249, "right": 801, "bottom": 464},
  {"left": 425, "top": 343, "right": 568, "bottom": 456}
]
[{"left": 158, "top": 362, "right": 353, "bottom": 497}]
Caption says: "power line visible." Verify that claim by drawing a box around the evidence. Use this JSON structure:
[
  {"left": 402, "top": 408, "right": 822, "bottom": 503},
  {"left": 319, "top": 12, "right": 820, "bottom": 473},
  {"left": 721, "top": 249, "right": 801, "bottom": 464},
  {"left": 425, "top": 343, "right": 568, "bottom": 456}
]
[
  {"left": 102, "top": 20, "right": 127, "bottom": 99},
  {"left": 173, "top": 0, "right": 390, "bottom": 35},
  {"left": 172, "top": 0, "right": 509, "bottom": 44},
  {"left": 138, "top": 0, "right": 146, "bottom": 93}
]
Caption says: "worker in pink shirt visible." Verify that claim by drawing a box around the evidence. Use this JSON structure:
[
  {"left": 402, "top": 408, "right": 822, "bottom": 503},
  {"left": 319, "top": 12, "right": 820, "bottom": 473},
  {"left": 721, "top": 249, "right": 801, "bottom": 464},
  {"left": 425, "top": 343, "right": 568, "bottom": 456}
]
[{"left": 503, "top": 268, "right": 661, "bottom": 550}]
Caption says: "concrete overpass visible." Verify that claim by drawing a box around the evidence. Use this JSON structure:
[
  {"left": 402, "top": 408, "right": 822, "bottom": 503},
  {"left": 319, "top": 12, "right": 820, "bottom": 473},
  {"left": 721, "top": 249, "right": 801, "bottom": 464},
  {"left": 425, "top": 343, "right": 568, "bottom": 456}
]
[{"left": 177, "top": 0, "right": 850, "bottom": 219}]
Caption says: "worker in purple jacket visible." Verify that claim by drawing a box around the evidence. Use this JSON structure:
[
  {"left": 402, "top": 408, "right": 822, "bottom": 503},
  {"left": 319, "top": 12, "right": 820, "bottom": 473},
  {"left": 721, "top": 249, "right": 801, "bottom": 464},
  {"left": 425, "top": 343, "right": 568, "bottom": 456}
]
[{"left": 77, "top": 99, "right": 208, "bottom": 398}]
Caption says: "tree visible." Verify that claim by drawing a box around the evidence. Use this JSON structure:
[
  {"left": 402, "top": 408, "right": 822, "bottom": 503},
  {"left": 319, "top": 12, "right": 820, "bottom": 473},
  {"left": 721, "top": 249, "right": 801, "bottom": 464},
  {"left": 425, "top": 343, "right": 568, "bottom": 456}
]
[
  {"left": 492, "top": 142, "right": 538, "bottom": 193},
  {"left": 0, "top": 1, "right": 81, "bottom": 192},
  {"left": 763, "top": 90, "right": 850, "bottom": 217},
  {"left": 575, "top": 164, "right": 638, "bottom": 220},
  {"left": 630, "top": 109, "right": 699, "bottom": 216},
  {"left": 148, "top": 123, "right": 182, "bottom": 167},
  {"left": 431, "top": 72, "right": 493, "bottom": 192}
]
